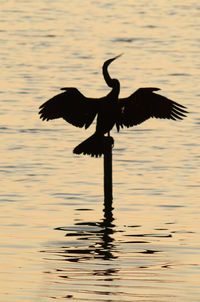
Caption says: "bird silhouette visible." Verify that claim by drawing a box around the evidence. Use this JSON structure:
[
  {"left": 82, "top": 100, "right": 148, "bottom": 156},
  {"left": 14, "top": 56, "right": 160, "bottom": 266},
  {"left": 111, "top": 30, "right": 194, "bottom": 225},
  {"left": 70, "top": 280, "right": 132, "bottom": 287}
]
[{"left": 39, "top": 55, "right": 187, "bottom": 157}]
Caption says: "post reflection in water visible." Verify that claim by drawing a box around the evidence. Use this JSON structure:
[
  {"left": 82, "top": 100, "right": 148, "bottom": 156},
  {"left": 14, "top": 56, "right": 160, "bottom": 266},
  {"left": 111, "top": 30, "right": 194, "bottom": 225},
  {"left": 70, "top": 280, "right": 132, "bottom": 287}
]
[
  {"left": 54, "top": 197, "right": 117, "bottom": 262},
  {"left": 40, "top": 197, "right": 122, "bottom": 300},
  {"left": 41, "top": 196, "right": 185, "bottom": 301}
]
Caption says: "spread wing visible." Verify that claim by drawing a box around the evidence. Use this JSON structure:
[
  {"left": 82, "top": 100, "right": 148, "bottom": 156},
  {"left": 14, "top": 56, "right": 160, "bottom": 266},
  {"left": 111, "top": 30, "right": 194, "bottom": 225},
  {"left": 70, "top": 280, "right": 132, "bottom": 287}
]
[
  {"left": 118, "top": 87, "right": 187, "bottom": 128},
  {"left": 39, "top": 87, "right": 100, "bottom": 129}
]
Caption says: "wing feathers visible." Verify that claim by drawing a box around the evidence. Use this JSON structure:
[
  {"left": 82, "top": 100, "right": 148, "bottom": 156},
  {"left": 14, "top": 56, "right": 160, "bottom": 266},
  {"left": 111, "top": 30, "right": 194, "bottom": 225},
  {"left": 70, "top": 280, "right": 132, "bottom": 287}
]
[
  {"left": 119, "top": 88, "right": 187, "bottom": 127},
  {"left": 39, "top": 87, "right": 187, "bottom": 131},
  {"left": 39, "top": 88, "right": 99, "bottom": 129}
]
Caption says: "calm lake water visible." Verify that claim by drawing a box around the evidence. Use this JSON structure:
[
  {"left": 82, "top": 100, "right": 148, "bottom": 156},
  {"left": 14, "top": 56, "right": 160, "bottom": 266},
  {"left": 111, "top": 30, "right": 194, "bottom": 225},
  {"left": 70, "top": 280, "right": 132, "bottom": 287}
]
[{"left": 0, "top": 1, "right": 200, "bottom": 301}]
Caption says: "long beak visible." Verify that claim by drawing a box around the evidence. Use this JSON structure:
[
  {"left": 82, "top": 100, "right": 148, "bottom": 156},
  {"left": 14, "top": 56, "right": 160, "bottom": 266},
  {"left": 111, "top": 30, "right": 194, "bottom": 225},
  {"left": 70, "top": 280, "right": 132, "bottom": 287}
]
[{"left": 104, "top": 53, "right": 123, "bottom": 66}]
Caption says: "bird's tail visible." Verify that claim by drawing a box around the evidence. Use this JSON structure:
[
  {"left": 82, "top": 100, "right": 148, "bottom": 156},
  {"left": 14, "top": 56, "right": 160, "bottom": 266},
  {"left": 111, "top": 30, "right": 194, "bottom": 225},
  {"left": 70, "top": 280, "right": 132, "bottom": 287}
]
[{"left": 73, "top": 133, "right": 114, "bottom": 157}]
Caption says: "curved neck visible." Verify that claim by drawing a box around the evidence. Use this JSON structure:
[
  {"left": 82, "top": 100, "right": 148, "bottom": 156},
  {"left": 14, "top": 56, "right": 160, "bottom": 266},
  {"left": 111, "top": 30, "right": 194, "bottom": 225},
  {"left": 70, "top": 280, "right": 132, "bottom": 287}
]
[
  {"left": 103, "top": 60, "right": 114, "bottom": 88},
  {"left": 102, "top": 54, "right": 122, "bottom": 88},
  {"left": 110, "top": 79, "right": 120, "bottom": 98}
]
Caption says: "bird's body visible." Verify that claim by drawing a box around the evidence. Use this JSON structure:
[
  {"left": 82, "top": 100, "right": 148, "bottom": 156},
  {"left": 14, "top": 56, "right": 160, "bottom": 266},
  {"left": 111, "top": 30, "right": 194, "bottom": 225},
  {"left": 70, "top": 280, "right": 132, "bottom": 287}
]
[
  {"left": 39, "top": 55, "right": 121, "bottom": 156},
  {"left": 39, "top": 55, "right": 187, "bottom": 157},
  {"left": 96, "top": 82, "right": 120, "bottom": 135}
]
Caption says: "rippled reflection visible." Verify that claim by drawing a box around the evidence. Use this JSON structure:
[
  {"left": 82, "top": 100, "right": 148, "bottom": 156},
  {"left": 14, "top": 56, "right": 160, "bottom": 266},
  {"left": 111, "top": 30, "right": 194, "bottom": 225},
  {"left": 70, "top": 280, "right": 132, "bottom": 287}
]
[
  {"left": 41, "top": 197, "right": 189, "bottom": 301},
  {"left": 44, "top": 198, "right": 117, "bottom": 262}
]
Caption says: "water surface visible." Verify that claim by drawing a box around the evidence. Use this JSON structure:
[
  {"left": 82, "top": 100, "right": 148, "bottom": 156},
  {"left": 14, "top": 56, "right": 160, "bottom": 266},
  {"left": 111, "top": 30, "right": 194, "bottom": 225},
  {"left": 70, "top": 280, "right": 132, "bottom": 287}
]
[{"left": 0, "top": 1, "right": 200, "bottom": 301}]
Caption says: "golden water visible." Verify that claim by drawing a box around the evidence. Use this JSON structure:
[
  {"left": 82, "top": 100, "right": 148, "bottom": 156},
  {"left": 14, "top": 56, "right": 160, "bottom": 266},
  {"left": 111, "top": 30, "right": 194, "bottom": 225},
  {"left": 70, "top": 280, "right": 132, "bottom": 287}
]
[{"left": 0, "top": 1, "right": 199, "bottom": 301}]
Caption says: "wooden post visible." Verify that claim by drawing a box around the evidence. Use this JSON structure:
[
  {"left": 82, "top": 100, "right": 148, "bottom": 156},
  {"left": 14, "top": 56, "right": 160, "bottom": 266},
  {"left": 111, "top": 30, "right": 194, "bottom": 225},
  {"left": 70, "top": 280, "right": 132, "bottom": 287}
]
[{"left": 104, "top": 136, "right": 114, "bottom": 204}]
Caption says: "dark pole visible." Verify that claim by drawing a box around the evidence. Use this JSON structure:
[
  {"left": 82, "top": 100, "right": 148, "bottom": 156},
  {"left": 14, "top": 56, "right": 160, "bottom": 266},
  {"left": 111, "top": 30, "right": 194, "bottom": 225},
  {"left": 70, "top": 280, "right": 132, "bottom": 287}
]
[{"left": 104, "top": 136, "right": 114, "bottom": 205}]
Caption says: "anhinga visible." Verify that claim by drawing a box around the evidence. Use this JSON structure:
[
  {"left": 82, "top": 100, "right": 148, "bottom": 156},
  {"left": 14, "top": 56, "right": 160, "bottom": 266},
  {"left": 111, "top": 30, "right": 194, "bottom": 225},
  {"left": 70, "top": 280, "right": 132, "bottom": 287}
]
[{"left": 39, "top": 55, "right": 187, "bottom": 157}]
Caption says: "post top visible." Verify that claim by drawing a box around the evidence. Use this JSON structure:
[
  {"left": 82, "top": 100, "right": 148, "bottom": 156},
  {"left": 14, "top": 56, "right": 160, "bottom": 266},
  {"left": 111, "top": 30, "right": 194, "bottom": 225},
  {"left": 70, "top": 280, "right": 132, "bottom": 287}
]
[{"left": 104, "top": 136, "right": 114, "bottom": 148}]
